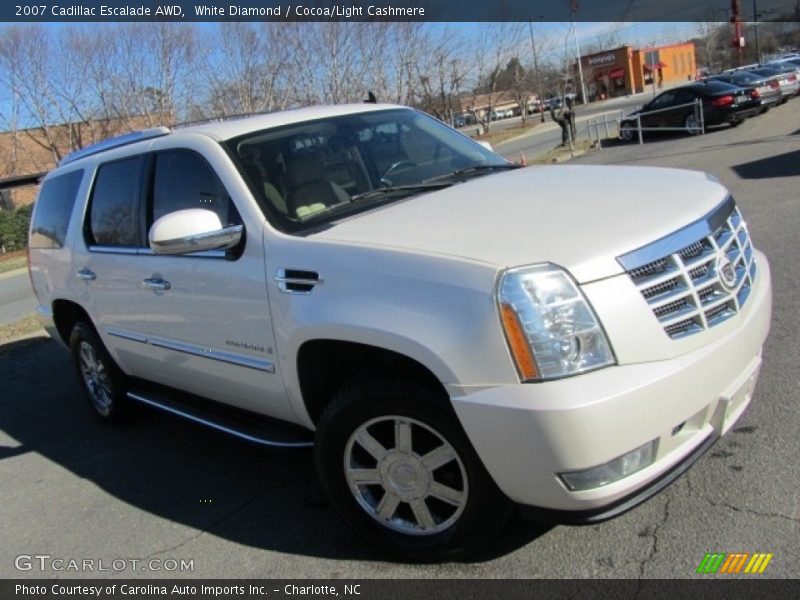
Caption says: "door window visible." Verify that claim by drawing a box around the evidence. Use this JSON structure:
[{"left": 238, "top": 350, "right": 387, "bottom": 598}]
[
  {"left": 87, "top": 157, "right": 141, "bottom": 248},
  {"left": 672, "top": 89, "right": 697, "bottom": 106},
  {"left": 649, "top": 92, "right": 676, "bottom": 109},
  {"left": 152, "top": 150, "right": 240, "bottom": 226}
]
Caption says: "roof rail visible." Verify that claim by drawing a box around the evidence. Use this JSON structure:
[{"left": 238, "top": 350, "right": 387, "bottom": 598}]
[
  {"left": 171, "top": 110, "right": 276, "bottom": 130},
  {"left": 59, "top": 126, "right": 171, "bottom": 166}
]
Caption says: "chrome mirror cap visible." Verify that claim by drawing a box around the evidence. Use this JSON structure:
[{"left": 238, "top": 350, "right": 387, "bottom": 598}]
[{"left": 149, "top": 208, "right": 242, "bottom": 255}]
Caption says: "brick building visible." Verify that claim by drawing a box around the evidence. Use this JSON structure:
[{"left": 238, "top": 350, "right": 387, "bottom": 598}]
[
  {"left": 579, "top": 42, "right": 697, "bottom": 101},
  {"left": 0, "top": 115, "right": 170, "bottom": 209}
]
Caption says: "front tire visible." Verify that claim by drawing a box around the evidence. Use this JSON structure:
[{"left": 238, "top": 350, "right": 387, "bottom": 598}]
[
  {"left": 314, "top": 379, "right": 511, "bottom": 560},
  {"left": 619, "top": 121, "right": 635, "bottom": 142},
  {"left": 70, "top": 322, "right": 130, "bottom": 423}
]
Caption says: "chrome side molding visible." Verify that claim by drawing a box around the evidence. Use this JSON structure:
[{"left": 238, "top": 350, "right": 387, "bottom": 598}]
[{"left": 105, "top": 327, "right": 275, "bottom": 373}]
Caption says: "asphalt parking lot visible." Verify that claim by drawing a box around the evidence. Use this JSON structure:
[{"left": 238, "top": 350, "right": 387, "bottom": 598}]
[{"left": 1, "top": 101, "right": 798, "bottom": 580}]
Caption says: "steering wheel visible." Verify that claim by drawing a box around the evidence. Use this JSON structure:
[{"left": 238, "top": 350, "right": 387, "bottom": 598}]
[{"left": 380, "top": 160, "right": 416, "bottom": 185}]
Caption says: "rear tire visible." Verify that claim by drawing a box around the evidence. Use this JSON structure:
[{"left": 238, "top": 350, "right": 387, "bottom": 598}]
[
  {"left": 314, "top": 378, "right": 511, "bottom": 561},
  {"left": 684, "top": 113, "right": 701, "bottom": 135},
  {"left": 70, "top": 322, "right": 131, "bottom": 423}
]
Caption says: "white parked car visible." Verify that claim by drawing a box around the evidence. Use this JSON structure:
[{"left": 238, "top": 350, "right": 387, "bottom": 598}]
[{"left": 28, "top": 104, "right": 771, "bottom": 559}]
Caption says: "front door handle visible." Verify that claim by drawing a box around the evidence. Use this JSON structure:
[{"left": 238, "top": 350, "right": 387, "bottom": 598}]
[
  {"left": 142, "top": 277, "right": 171, "bottom": 291},
  {"left": 76, "top": 269, "right": 96, "bottom": 281}
]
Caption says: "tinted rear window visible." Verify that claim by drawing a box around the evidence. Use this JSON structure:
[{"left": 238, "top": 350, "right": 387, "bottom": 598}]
[
  {"left": 29, "top": 170, "right": 83, "bottom": 249},
  {"left": 733, "top": 73, "right": 758, "bottom": 83},
  {"left": 696, "top": 81, "right": 738, "bottom": 93},
  {"left": 87, "top": 157, "right": 141, "bottom": 247}
]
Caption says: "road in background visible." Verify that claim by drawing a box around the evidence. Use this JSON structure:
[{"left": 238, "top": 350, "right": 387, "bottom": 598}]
[
  {"left": 489, "top": 82, "right": 728, "bottom": 162},
  {"left": 0, "top": 269, "right": 35, "bottom": 326},
  {"left": 493, "top": 94, "right": 648, "bottom": 162}
]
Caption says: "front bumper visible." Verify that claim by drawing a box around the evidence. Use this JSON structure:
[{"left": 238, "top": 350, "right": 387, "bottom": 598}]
[{"left": 451, "top": 254, "right": 771, "bottom": 514}]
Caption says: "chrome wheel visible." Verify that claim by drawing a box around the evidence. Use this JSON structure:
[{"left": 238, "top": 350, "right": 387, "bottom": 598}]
[
  {"left": 344, "top": 415, "right": 468, "bottom": 535},
  {"left": 78, "top": 340, "right": 113, "bottom": 416}
]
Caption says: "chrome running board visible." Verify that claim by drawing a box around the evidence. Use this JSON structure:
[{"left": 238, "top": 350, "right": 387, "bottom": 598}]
[{"left": 126, "top": 385, "right": 313, "bottom": 449}]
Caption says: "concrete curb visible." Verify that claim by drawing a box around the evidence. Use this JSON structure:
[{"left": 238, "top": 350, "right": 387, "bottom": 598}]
[{"left": 549, "top": 148, "right": 589, "bottom": 163}]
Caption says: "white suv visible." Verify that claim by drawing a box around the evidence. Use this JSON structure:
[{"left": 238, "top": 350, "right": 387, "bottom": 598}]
[{"left": 28, "top": 104, "right": 771, "bottom": 559}]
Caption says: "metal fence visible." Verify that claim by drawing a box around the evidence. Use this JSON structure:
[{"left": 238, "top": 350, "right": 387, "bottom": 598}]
[{"left": 584, "top": 99, "right": 705, "bottom": 146}]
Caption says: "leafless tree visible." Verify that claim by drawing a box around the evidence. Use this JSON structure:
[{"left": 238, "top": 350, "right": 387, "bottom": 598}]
[
  {"left": 0, "top": 25, "right": 82, "bottom": 164},
  {"left": 466, "top": 23, "right": 524, "bottom": 133},
  {"left": 693, "top": 22, "right": 732, "bottom": 72},
  {"left": 283, "top": 22, "right": 374, "bottom": 105},
  {"left": 362, "top": 23, "right": 426, "bottom": 106},
  {"left": 93, "top": 23, "right": 196, "bottom": 128},
  {"left": 192, "top": 23, "right": 292, "bottom": 119},
  {"left": 412, "top": 25, "right": 468, "bottom": 123}
]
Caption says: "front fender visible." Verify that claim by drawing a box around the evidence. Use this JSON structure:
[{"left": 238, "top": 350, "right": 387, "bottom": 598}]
[{"left": 264, "top": 234, "right": 519, "bottom": 428}]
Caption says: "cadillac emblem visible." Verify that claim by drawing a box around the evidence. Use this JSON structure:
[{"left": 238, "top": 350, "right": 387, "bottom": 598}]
[{"left": 718, "top": 256, "right": 737, "bottom": 290}]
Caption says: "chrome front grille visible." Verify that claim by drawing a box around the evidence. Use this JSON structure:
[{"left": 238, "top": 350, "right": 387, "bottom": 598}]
[{"left": 619, "top": 198, "right": 757, "bottom": 340}]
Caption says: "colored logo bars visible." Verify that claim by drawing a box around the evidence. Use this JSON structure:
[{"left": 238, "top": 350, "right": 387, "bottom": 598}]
[{"left": 696, "top": 553, "right": 773, "bottom": 574}]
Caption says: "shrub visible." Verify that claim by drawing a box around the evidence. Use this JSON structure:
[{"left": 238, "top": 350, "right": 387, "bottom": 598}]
[{"left": 0, "top": 204, "right": 33, "bottom": 252}]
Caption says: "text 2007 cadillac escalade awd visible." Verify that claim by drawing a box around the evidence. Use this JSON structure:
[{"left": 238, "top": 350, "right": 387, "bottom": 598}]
[{"left": 28, "top": 104, "right": 771, "bottom": 559}]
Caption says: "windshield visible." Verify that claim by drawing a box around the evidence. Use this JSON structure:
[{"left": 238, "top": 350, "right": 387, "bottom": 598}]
[{"left": 225, "top": 108, "right": 508, "bottom": 232}]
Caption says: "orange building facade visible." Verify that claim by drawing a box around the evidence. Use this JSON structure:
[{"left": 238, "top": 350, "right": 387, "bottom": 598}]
[{"left": 579, "top": 42, "right": 697, "bottom": 101}]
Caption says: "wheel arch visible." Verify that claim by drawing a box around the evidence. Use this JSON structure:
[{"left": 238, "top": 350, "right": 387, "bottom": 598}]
[
  {"left": 52, "top": 299, "right": 93, "bottom": 346},
  {"left": 296, "top": 338, "right": 451, "bottom": 426}
]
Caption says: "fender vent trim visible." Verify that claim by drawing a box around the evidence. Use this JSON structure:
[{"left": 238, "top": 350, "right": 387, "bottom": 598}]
[{"left": 275, "top": 268, "right": 322, "bottom": 294}]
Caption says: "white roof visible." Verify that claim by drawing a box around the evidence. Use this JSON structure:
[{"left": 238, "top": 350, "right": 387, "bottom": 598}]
[{"left": 179, "top": 103, "right": 409, "bottom": 140}]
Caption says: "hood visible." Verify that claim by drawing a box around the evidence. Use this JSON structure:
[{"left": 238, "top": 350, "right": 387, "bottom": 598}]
[{"left": 313, "top": 165, "right": 729, "bottom": 283}]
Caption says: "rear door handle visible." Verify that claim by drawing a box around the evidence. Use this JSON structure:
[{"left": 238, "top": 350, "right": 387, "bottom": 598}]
[
  {"left": 142, "top": 277, "right": 171, "bottom": 291},
  {"left": 76, "top": 269, "right": 96, "bottom": 281}
]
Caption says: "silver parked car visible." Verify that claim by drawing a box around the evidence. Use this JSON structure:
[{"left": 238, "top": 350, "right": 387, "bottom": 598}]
[
  {"left": 708, "top": 71, "right": 782, "bottom": 112},
  {"left": 748, "top": 66, "right": 799, "bottom": 102}
]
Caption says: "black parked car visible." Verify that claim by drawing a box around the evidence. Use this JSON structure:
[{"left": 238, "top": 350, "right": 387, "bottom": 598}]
[
  {"left": 619, "top": 81, "right": 761, "bottom": 141},
  {"left": 708, "top": 71, "right": 782, "bottom": 112}
]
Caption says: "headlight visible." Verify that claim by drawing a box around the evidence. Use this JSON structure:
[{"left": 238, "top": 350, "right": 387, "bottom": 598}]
[{"left": 498, "top": 264, "right": 616, "bottom": 381}]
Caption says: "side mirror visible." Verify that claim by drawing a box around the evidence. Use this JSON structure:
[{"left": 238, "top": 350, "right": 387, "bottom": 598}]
[
  {"left": 149, "top": 208, "right": 243, "bottom": 255},
  {"left": 476, "top": 140, "right": 494, "bottom": 152}
]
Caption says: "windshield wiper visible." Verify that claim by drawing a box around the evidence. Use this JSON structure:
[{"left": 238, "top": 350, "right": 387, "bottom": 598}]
[
  {"left": 349, "top": 182, "right": 455, "bottom": 202},
  {"left": 423, "top": 163, "right": 522, "bottom": 183},
  {"left": 298, "top": 182, "right": 454, "bottom": 224}
]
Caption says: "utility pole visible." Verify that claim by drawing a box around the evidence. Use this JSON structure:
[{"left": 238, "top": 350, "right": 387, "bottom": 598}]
[
  {"left": 650, "top": 44, "right": 657, "bottom": 99},
  {"left": 529, "top": 22, "right": 545, "bottom": 122},
  {"left": 570, "top": 0, "right": 588, "bottom": 105},
  {"left": 731, "top": 0, "right": 744, "bottom": 67},
  {"left": 753, "top": 0, "right": 761, "bottom": 63}
]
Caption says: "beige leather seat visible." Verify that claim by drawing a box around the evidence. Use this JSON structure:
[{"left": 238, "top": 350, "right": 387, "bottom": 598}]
[
  {"left": 286, "top": 154, "right": 350, "bottom": 218},
  {"left": 238, "top": 145, "right": 289, "bottom": 216}
]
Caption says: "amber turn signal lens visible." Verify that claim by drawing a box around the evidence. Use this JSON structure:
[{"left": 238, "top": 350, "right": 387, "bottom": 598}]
[{"left": 500, "top": 302, "right": 538, "bottom": 381}]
